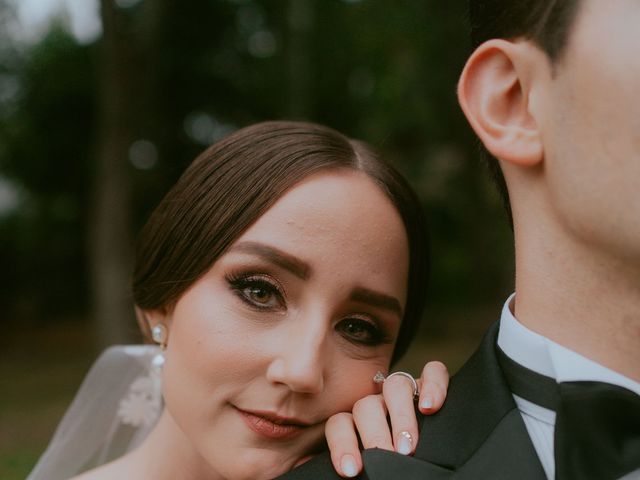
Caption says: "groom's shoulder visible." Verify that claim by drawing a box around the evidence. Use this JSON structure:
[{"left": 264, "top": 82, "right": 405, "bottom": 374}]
[
  {"left": 414, "top": 322, "right": 515, "bottom": 464},
  {"left": 429, "top": 321, "right": 509, "bottom": 415}
]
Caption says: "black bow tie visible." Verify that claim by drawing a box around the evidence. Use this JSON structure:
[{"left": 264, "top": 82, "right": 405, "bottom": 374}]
[{"left": 496, "top": 346, "right": 640, "bottom": 480}]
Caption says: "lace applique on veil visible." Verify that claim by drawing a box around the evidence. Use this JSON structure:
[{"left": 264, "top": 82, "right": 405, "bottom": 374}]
[
  {"left": 117, "top": 362, "right": 162, "bottom": 427},
  {"left": 27, "top": 345, "right": 164, "bottom": 480}
]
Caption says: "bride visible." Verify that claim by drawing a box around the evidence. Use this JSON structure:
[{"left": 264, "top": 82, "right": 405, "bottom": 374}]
[{"left": 28, "top": 121, "right": 449, "bottom": 480}]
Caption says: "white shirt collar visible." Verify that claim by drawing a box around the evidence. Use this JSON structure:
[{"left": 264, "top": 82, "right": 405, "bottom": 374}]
[{"left": 497, "top": 293, "right": 640, "bottom": 396}]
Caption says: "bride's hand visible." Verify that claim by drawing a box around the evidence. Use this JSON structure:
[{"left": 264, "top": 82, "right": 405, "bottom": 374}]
[{"left": 325, "top": 361, "right": 449, "bottom": 478}]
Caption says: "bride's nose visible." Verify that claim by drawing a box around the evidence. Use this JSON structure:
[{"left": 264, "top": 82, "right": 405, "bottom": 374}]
[{"left": 265, "top": 314, "right": 328, "bottom": 394}]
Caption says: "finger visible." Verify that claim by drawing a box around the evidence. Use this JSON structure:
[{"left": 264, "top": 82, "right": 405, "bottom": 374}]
[
  {"left": 418, "top": 361, "right": 449, "bottom": 414},
  {"left": 383, "top": 373, "right": 419, "bottom": 455},
  {"left": 352, "top": 394, "right": 394, "bottom": 451},
  {"left": 325, "top": 413, "right": 362, "bottom": 478}
]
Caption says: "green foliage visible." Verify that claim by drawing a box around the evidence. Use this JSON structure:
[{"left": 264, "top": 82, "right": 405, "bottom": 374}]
[
  {"left": 0, "top": 0, "right": 514, "bottom": 326},
  {"left": 0, "top": 26, "right": 94, "bottom": 322}
]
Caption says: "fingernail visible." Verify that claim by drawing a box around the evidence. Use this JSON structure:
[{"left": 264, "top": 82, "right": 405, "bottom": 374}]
[
  {"left": 397, "top": 431, "right": 413, "bottom": 455},
  {"left": 420, "top": 395, "right": 433, "bottom": 410},
  {"left": 341, "top": 454, "right": 358, "bottom": 478}
]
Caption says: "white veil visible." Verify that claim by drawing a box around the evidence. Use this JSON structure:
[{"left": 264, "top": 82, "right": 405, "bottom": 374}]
[{"left": 27, "top": 345, "right": 163, "bottom": 480}]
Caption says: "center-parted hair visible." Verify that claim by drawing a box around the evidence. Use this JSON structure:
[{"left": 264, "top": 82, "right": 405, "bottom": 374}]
[
  {"left": 468, "top": 0, "right": 583, "bottom": 223},
  {"left": 132, "top": 121, "right": 429, "bottom": 364}
]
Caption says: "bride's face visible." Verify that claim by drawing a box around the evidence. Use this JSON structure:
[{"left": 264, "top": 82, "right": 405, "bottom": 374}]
[{"left": 153, "top": 169, "right": 410, "bottom": 479}]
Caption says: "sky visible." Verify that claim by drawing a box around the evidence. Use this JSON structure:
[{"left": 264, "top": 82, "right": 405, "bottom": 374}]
[
  {"left": 9, "top": 0, "right": 359, "bottom": 45},
  {"left": 10, "top": 0, "right": 102, "bottom": 44},
  {"left": 0, "top": 1, "right": 105, "bottom": 214}
]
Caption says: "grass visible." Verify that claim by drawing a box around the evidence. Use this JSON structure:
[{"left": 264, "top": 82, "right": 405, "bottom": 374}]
[
  {"left": 0, "top": 307, "right": 495, "bottom": 479},
  {"left": 0, "top": 323, "right": 98, "bottom": 480}
]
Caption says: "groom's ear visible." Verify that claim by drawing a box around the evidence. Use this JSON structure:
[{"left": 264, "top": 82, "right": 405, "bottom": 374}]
[{"left": 457, "top": 39, "right": 545, "bottom": 168}]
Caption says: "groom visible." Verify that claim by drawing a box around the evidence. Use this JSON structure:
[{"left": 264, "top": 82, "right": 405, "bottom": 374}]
[{"left": 281, "top": 0, "right": 640, "bottom": 478}]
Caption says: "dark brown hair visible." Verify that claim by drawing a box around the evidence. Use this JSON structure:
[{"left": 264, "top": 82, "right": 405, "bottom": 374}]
[
  {"left": 468, "top": 0, "right": 583, "bottom": 223},
  {"left": 132, "top": 121, "right": 429, "bottom": 364}
]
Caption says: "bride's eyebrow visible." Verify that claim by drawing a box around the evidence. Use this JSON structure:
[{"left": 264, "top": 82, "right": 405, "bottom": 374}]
[
  {"left": 349, "top": 287, "right": 403, "bottom": 319},
  {"left": 229, "top": 241, "right": 311, "bottom": 280}
]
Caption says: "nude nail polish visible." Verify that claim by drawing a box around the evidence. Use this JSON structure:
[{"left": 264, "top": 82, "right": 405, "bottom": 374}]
[
  {"left": 420, "top": 395, "right": 434, "bottom": 410},
  {"left": 341, "top": 454, "right": 358, "bottom": 477},
  {"left": 397, "top": 431, "right": 413, "bottom": 455}
]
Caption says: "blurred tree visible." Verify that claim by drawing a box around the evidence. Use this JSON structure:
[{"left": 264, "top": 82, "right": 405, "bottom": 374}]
[
  {"left": 0, "top": 0, "right": 514, "bottom": 339},
  {"left": 287, "top": 0, "right": 314, "bottom": 119},
  {"left": 89, "top": 0, "right": 137, "bottom": 344},
  {"left": 0, "top": 23, "right": 94, "bottom": 325}
]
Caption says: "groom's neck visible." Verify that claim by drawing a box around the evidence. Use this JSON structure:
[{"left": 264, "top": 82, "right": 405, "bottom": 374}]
[{"left": 511, "top": 219, "right": 640, "bottom": 382}]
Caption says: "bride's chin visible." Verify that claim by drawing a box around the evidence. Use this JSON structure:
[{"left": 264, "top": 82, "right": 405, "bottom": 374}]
[
  {"left": 293, "top": 454, "right": 315, "bottom": 468},
  {"left": 223, "top": 449, "right": 305, "bottom": 480},
  {"left": 224, "top": 461, "right": 289, "bottom": 480}
]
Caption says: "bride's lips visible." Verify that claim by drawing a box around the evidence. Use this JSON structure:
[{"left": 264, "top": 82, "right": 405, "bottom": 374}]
[{"left": 235, "top": 407, "right": 313, "bottom": 440}]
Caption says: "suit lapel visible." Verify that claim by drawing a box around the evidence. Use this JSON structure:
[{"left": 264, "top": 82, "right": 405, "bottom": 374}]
[
  {"left": 414, "top": 322, "right": 546, "bottom": 479},
  {"left": 454, "top": 409, "right": 547, "bottom": 479}
]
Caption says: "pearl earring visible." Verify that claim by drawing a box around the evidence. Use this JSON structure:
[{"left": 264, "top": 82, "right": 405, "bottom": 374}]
[
  {"left": 151, "top": 324, "right": 167, "bottom": 370},
  {"left": 151, "top": 324, "right": 167, "bottom": 349}
]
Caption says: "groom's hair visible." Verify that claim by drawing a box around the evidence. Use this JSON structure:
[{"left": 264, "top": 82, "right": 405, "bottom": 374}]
[
  {"left": 469, "top": 0, "right": 582, "bottom": 58},
  {"left": 468, "top": 0, "right": 583, "bottom": 223}
]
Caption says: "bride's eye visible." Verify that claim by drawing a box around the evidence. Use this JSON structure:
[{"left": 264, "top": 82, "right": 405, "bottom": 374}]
[
  {"left": 226, "top": 274, "right": 285, "bottom": 311},
  {"left": 336, "top": 317, "right": 386, "bottom": 345},
  {"left": 246, "top": 285, "right": 271, "bottom": 304}
]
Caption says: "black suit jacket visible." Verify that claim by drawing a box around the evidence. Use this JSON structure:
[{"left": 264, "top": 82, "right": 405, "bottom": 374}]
[{"left": 279, "top": 322, "right": 547, "bottom": 479}]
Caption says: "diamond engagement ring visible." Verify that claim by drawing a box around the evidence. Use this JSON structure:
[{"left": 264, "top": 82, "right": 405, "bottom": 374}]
[{"left": 373, "top": 371, "right": 419, "bottom": 399}]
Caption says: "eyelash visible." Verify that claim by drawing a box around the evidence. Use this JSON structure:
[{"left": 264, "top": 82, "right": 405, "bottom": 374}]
[
  {"left": 336, "top": 315, "right": 390, "bottom": 346},
  {"left": 224, "top": 271, "right": 390, "bottom": 346},
  {"left": 225, "top": 272, "right": 286, "bottom": 312}
]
